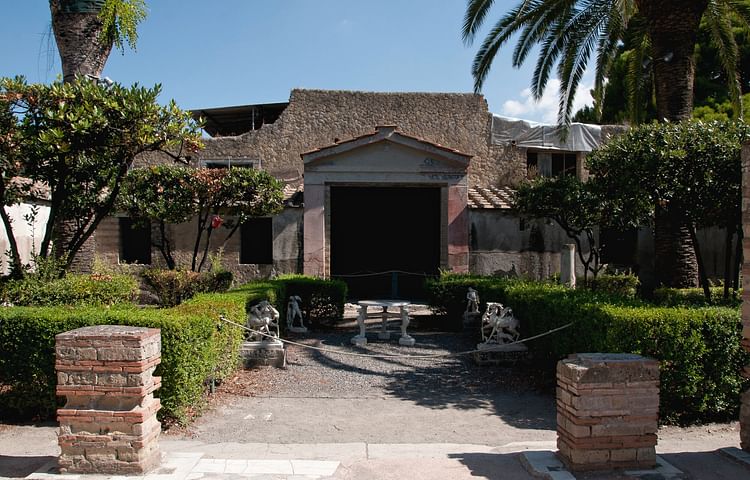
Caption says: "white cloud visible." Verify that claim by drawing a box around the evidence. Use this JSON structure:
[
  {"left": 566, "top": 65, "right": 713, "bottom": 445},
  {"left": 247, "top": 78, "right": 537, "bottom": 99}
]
[{"left": 501, "top": 78, "right": 594, "bottom": 124}]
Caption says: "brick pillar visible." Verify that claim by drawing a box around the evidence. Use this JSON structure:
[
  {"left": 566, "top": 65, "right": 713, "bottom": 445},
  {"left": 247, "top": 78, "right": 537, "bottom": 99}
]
[
  {"left": 55, "top": 325, "right": 162, "bottom": 474},
  {"left": 741, "top": 142, "right": 750, "bottom": 450},
  {"left": 556, "top": 353, "right": 659, "bottom": 471}
]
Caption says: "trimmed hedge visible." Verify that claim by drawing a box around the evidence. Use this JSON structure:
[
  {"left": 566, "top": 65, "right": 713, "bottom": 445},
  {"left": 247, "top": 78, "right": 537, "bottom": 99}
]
[
  {"left": 653, "top": 286, "right": 741, "bottom": 308},
  {"left": 0, "top": 273, "right": 139, "bottom": 306},
  {"left": 425, "top": 274, "right": 509, "bottom": 330},
  {"left": 142, "top": 269, "right": 234, "bottom": 307},
  {"left": 0, "top": 289, "right": 246, "bottom": 423},
  {"left": 426, "top": 275, "right": 749, "bottom": 424}
]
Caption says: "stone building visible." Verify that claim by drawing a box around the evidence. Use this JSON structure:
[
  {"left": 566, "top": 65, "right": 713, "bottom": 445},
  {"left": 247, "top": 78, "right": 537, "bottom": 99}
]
[{"left": 91, "top": 89, "right": 643, "bottom": 297}]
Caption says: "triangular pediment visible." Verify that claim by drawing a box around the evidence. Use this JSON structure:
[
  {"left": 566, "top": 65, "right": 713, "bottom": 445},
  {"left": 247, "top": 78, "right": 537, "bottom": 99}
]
[{"left": 302, "top": 126, "right": 471, "bottom": 172}]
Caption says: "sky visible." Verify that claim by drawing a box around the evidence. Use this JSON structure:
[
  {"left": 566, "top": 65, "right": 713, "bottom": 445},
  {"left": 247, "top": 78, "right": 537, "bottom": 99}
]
[{"left": 1, "top": 1, "right": 594, "bottom": 124}]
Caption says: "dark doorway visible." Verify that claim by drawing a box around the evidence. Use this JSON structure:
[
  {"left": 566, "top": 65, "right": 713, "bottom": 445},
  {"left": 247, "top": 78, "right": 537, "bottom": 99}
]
[{"left": 330, "top": 186, "right": 441, "bottom": 300}]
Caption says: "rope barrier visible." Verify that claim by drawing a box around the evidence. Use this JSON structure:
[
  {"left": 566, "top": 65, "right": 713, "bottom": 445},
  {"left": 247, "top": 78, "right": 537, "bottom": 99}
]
[{"left": 219, "top": 316, "right": 574, "bottom": 360}]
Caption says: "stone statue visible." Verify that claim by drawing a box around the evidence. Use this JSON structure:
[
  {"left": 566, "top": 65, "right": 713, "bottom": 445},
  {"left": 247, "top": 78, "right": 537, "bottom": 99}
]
[
  {"left": 245, "top": 300, "right": 280, "bottom": 342},
  {"left": 398, "top": 306, "right": 415, "bottom": 346},
  {"left": 465, "top": 287, "right": 480, "bottom": 314},
  {"left": 351, "top": 304, "right": 368, "bottom": 346},
  {"left": 480, "top": 302, "right": 520, "bottom": 345},
  {"left": 286, "top": 295, "right": 307, "bottom": 332}
]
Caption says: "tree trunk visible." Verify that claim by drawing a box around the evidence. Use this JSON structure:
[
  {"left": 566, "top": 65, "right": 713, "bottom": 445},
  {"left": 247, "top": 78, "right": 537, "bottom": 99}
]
[
  {"left": 654, "top": 205, "right": 698, "bottom": 288},
  {"left": 49, "top": 0, "right": 112, "bottom": 82},
  {"left": 49, "top": 0, "right": 113, "bottom": 272},
  {"left": 638, "top": 0, "right": 708, "bottom": 288}
]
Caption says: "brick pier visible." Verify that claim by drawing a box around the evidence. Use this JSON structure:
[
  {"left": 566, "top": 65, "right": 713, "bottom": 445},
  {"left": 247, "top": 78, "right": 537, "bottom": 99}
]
[
  {"left": 556, "top": 353, "right": 660, "bottom": 471},
  {"left": 55, "top": 325, "right": 162, "bottom": 474}
]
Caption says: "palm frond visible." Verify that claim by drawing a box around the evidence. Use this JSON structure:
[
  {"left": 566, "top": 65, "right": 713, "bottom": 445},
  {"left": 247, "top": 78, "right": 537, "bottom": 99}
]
[
  {"left": 463, "top": 0, "right": 497, "bottom": 44},
  {"left": 705, "top": 0, "right": 742, "bottom": 117},
  {"left": 624, "top": 25, "right": 652, "bottom": 123}
]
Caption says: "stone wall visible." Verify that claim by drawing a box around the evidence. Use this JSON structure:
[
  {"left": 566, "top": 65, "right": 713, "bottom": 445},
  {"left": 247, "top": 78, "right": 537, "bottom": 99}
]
[
  {"left": 740, "top": 142, "right": 750, "bottom": 451},
  {"left": 138, "top": 89, "right": 526, "bottom": 190}
]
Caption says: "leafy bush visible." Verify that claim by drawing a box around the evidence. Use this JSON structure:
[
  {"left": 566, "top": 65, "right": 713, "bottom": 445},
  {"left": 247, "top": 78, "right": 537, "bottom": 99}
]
[
  {"left": 142, "top": 269, "right": 233, "bottom": 307},
  {"left": 653, "top": 287, "right": 741, "bottom": 308},
  {"left": 501, "top": 281, "right": 748, "bottom": 424},
  {"left": 0, "top": 290, "right": 246, "bottom": 423},
  {"left": 584, "top": 273, "right": 640, "bottom": 299},
  {"left": 0, "top": 272, "right": 138, "bottom": 306}
]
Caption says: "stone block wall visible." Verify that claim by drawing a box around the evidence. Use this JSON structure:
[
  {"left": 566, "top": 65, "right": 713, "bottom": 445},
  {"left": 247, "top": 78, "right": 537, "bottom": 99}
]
[
  {"left": 56, "top": 325, "right": 162, "bottom": 474},
  {"left": 741, "top": 142, "right": 750, "bottom": 450},
  {"left": 557, "top": 353, "right": 659, "bottom": 471}
]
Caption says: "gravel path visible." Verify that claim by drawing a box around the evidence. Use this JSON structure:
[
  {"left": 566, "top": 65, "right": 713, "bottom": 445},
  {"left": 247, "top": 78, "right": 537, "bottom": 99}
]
[{"left": 175, "top": 316, "right": 559, "bottom": 445}]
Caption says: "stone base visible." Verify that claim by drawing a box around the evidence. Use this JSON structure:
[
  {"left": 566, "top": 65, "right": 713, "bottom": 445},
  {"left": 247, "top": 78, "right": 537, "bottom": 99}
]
[
  {"left": 240, "top": 340, "right": 285, "bottom": 368},
  {"left": 741, "top": 389, "right": 750, "bottom": 451},
  {"left": 351, "top": 335, "right": 367, "bottom": 346},
  {"left": 463, "top": 311, "right": 481, "bottom": 330},
  {"left": 289, "top": 326, "right": 308, "bottom": 333},
  {"left": 473, "top": 342, "right": 528, "bottom": 365},
  {"left": 398, "top": 335, "right": 416, "bottom": 346}
]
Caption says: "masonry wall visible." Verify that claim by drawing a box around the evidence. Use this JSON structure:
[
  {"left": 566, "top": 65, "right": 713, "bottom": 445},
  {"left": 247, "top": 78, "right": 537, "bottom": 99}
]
[
  {"left": 469, "top": 210, "right": 589, "bottom": 279},
  {"left": 137, "top": 89, "right": 526, "bottom": 190},
  {"left": 95, "top": 208, "right": 302, "bottom": 283}
]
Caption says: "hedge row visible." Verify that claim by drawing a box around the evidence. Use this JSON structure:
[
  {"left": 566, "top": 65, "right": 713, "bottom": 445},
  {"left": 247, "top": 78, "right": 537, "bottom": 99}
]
[
  {"left": 0, "top": 289, "right": 246, "bottom": 423},
  {"left": 426, "top": 275, "right": 749, "bottom": 424},
  {"left": 0, "top": 273, "right": 139, "bottom": 306}
]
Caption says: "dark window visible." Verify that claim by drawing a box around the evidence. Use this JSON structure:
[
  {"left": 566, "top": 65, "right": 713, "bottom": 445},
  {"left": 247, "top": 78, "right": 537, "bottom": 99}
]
[
  {"left": 202, "top": 159, "right": 255, "bottom": 169},
  {"left": 551, "top": 153, "right": 577, "bottom": 177},
  {"left": 526, "top": 151, "right": 538, "bottom": 177},
  {"left": 240, "top": 217, "right": 273, "bottom": 264},
  {"left": 119, "top": 218, "right": 151, "bottom": 264}
]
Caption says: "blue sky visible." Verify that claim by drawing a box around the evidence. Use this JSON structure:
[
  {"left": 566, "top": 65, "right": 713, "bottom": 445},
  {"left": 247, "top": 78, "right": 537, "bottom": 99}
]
[{"left": 1, "top": 1, "right": 594, "bottom": 123}]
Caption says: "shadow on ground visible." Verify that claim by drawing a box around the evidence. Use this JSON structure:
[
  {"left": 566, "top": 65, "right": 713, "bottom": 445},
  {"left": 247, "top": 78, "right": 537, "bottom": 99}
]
[
  {"left": 0, "top": 455, "right": 55, "bottom": 478},
  {"left": 285, "top": 327, "right": 556, "bottom": 431}
]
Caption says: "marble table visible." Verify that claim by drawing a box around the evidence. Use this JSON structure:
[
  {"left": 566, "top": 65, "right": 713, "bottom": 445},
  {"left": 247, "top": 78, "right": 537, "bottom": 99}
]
[{"left": 350, "top": 299, "right": 415, "bottom": 346}]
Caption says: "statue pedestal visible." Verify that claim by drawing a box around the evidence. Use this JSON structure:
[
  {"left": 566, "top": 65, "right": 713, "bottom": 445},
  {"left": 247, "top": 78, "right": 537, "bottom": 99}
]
[
  {"left": 399, "top": 335, "right": 415, "bottom": 346},
  {"left": 240, "top": 340, "right": 285, "bottom": 368},
  {"left": 473, "top": 342, "right": 528, "bottom": 365},
  {"left": 351, "top": 335, "right": 367, "bottom": 346}
]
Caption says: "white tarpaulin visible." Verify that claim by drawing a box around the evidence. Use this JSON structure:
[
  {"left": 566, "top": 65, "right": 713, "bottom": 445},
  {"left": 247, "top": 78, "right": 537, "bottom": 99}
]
[{"left": 491, "top": 115, "right": 602, "bottom": 152}]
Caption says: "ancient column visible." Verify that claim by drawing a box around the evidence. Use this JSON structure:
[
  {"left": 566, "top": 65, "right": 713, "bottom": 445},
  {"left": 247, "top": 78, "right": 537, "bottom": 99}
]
[
  {"left": 56, "top": 325, "right": 162, "bottom": 474},
  {"left": 557, "top": 353, "right": 659, "bottom": 471}
]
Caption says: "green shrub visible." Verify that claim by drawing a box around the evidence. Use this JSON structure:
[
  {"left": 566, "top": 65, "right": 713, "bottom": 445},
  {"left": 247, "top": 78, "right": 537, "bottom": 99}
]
[
  {"left": 653, "top": 287, "right": 741, "bottom": 308},
  {"left": 500, "top": 281, "right": 748, "bottom": 424},
  {"left": 142, "top": 269, "right": 234, "bottom": 307},
  {"left": 585, "top": 273, "right": 640, "bottom": 299},
  {"left": 0, "top": 272, "right": 138, "bottom": 306},
  {"left": 0, "top": 289, "right": 246, "bottom": 423}
]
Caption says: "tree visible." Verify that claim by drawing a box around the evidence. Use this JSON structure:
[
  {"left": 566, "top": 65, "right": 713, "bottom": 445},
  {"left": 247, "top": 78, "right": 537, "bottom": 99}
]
[
  {"left": 515, "top": 175, "right": 609, "bottom": 285},
  {"left": 50, "top": 0, "right": 147, "bottom": 83},
  {"left": 586, "top": 120, "right": 750, "bottom": 298},
  {"left": 0, "top": 76, "right": 202, "bottom": 273},
  {"left": 120, "top": 165, "right": 285, "bottom": 272},
  {"left": 462, "top": 0, "right": 750, "bottom": 287}
]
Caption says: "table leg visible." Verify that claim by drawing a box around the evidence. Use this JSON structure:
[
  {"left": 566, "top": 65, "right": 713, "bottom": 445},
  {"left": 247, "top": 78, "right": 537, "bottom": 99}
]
[
  {"left": 351, "top": 305, "right": 368, "bottom": 346},
  {"left": 378, "top": 306, "right": 391, "bottom": 339},
  {"left": 398, "top": 305, "right": 415, "bottom": 346}
]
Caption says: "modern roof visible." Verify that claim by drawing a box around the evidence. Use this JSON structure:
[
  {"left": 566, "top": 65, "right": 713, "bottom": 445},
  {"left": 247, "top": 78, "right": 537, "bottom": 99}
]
[
  {"left": 191, "top": 102, "right": 289, "bottom": 138},
  {"left": 467, "top": 186, "right": 515, "bottom": 209}
]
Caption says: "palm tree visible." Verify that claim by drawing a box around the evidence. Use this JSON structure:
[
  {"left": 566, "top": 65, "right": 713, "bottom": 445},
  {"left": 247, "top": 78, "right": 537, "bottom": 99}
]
[
  {"left": 463, "top": 0, "right": 749, "bottom": 288},
  {"left": 48, "top": 0, "right": 146, "bottom": 271},
  {"left": 50, "top": 0, "right": 146, "bottom": 83}
]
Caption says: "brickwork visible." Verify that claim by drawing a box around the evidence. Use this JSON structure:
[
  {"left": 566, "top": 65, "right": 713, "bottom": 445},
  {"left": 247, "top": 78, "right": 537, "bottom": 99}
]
[
  {"left": 556, "top": 353, "right": 659, "bottom": 471},
  {"left": 741, "top": 143, "right": 750, "bottom": 450},
  {"left": 55, "top": 325, "right": 162, "bottom": 474}
]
